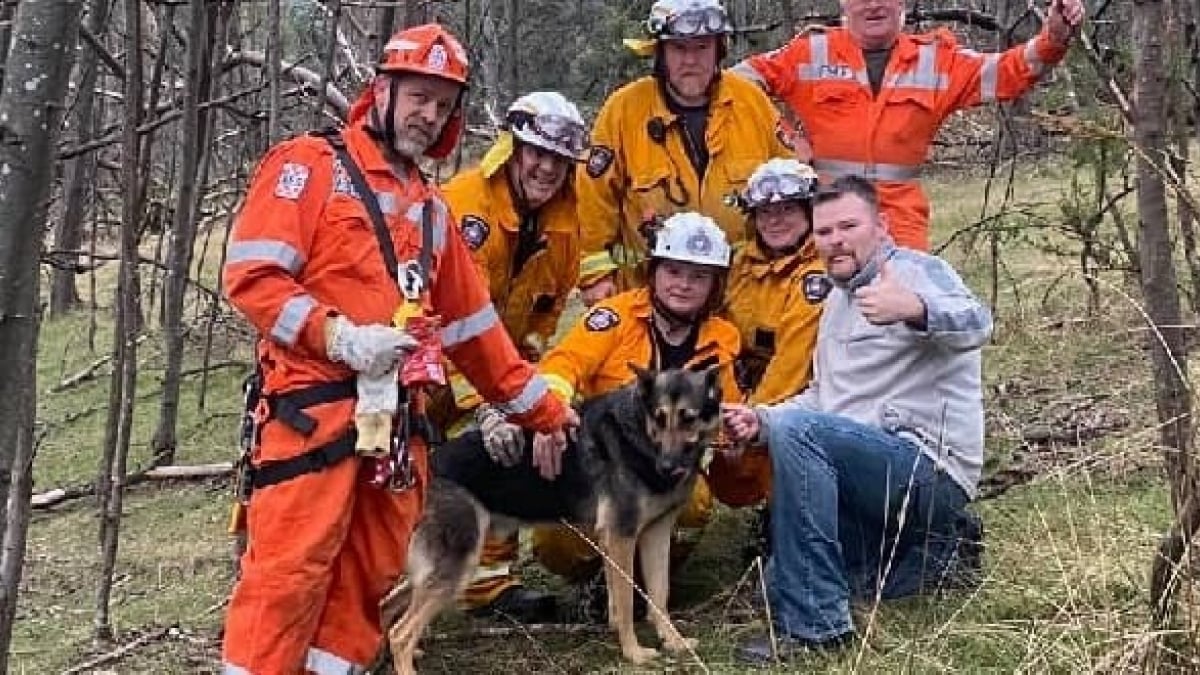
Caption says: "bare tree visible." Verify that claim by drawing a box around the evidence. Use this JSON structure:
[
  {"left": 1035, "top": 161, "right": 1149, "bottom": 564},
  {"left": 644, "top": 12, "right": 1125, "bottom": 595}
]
[
  {"left": 51, "top": 0, "right": 114, "bottom": 317},
  {"left": 0, "top": 0, "right": 85, "bottom": 663},
  {"left": 266, "top": 0, "right": 283, "bottom": 144},
  {"left": 0, "top": 0, "right": 19, "bottom": 90},
  {"left": 150, "top": 0, "right": 215, "bottom": 466},
  {"left": 1132, "top": 0, "right": 1200, "bottom": 645},
  {"left": 94, "top": 0, "right": 144, "bottom": 643}
]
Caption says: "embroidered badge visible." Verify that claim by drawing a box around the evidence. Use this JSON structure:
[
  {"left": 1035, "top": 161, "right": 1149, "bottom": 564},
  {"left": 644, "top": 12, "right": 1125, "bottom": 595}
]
[
  {"left": 376, "top": 191, "right": 397, "bottom": 215},
  {"left": 584, "top": 307, "right": 620, "bottom": 332},
  {"left": 686, "top": 230, "right": 713, "bottom": 256},
  {"left": 802, "top": 271, "right": 832, "bottom": 303},
  {"left": 332, "top": 158, "right": 358, "bottom": 198},
  {"left": 275, "top": 162, "right": 310, "bottom": 200},
  {"left": 427, "top": 44, "right": 448, "bottom": 71},
  {"left": 586, "top": 145, "right": 615, "bottom": 179},
  {"left": 460, "top": 216, "right": 490, "bottom": 250}
]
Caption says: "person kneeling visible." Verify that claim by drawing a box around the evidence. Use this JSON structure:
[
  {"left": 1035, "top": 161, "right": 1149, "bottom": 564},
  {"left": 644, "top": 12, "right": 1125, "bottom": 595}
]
[{"left": 723, "top": 175, "right": 989, "bottom": 665}]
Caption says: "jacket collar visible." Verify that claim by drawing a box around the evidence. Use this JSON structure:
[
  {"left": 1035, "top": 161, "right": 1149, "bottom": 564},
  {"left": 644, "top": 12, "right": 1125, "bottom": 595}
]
[{"left": 739, "top": 238, "right": 819, "bottom": 279}]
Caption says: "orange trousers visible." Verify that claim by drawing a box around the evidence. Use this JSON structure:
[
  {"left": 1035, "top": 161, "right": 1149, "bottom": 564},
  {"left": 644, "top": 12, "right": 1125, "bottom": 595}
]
[{"left": 222, "top": 401, "right": 427, "bottom": 674}]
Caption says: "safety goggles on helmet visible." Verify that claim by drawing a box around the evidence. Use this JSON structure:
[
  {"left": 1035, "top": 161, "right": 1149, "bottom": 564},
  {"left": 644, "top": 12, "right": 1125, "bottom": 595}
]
[
  {"left": 511, "top": 112, "right": 589, "bottom": 159},
  {"left": 742, "top": 172, "right": 818, "bottom": 210},
  {"left": 650, "top": 7, "right": 732, "bottom": 39}
]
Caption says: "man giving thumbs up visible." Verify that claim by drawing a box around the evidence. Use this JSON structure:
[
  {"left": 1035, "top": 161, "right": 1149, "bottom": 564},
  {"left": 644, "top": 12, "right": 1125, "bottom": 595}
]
[{"left": 721, "top": 174, "right": 994, "bottom": 665}]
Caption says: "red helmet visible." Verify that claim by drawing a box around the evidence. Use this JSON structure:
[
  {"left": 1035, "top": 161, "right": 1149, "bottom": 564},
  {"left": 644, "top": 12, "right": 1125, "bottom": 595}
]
[
  {"left": 365, "top": 24, "right": 469, "bottom": 160},
  {"left": 378, "top": 23, "right": 469, "bottom": 85}
]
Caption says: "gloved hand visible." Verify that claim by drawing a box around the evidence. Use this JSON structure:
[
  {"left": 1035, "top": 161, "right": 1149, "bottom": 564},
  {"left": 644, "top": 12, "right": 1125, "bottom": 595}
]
[
  {"left": 476, "top": 404, "right": 525, "bottom": 467},
  {"left": 355, "top": 370, "right": 398, "bottom": 457},
  {"left": 325, "top": 315, "right": 418, "bottom": 378}
]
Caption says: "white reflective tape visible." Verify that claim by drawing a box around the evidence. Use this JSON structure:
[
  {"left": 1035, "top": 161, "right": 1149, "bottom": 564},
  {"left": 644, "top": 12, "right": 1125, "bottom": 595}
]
[
  {"left": 812, "top": 159, "right": 921, "bottom": 182},
  {"left": 471, "top": 563, "right": 513, "bottom": 582},
  {"left": 406, "top": 200, "right": 448, "bottom": 254},
  {"left": 270, "top": 294, "right": 317, "bottom": 346},
  {"left": 495, "top": 375, "right": 550, "bottom": 417},
  {"left": 306, "top": 646, "right": 366, "bottom": 675},
  {"left": 221, "top": 663, "right": 250, "bottom": 675},
  {"left": 1024, "top": 37, "right": 1045, "bottom": 77},
  {"left": 441, "top": 304, "right": 500, "bottom": 348},
  {"left": 887, "top": 44, "right": 948, "bottom": 91},
  {"left": 980, "top": 53, "right": 1000, "bottom": 103},
  {"left": 729, "top": 60, "right": 766, "bottom": 87},
  {"left": 226, "top": 240, "right": 305, "bottom": 275}
]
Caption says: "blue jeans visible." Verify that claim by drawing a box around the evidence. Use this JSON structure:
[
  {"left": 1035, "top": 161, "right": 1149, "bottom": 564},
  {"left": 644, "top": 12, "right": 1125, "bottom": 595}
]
[{"left": 765, "top": 408, "right": 979, "bottom": 641}]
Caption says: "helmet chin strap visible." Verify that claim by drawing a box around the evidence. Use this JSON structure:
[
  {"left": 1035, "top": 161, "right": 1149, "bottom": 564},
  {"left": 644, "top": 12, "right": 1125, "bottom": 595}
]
[{"left": 505, "top": 150, "right": 534, "bottom": 214}]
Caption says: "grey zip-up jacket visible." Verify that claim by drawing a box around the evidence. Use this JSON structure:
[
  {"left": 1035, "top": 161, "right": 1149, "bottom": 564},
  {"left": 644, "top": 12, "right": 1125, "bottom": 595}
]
[{"left": 757, "top": 245, "right": 992, "bottom": 497}]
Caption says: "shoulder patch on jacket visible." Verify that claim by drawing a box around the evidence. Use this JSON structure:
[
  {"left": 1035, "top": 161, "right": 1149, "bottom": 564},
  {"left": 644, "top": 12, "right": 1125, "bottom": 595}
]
[
  {"left": 584, "top": 306, "right": 620, "bottom": 332},
  {"left": 275, "top": 162, "right": 310, "bottom": 200},
  {"left": 802, "top": 271, "right": 832, "bottom": 303},
  {"left": 460, "top": 215, "right": 490, "bottom": 251},
  {"left": 586, "top": 145, "right": 615, "bottom": 179}
]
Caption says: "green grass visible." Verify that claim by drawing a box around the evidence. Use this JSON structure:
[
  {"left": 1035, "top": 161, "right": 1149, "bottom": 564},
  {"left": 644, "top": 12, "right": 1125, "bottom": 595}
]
[{"left": 10, "top": 162, "right": 1200, "bottom": 672}]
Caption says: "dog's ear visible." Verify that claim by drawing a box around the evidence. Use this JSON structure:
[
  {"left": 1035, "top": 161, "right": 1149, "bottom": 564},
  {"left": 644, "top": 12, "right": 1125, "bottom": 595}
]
[
  {"left": 702, "top": 363, "right": 722, "bottom": 402},
  {"left": 628, "top": 361, "right": 656, "bottom": 401}
]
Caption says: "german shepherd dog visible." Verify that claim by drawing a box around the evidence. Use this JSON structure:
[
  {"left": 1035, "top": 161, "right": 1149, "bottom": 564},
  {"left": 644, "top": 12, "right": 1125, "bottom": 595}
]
[{"left": 379, "top": 365, "right": 723, "bottom": 673}]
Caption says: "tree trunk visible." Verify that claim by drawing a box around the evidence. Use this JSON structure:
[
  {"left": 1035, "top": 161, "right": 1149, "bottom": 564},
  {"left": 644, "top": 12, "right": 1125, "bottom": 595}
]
[
  {"left": 94, "top": 0, "right": 143, "bottom": 643},
  {"left": 506, "top": 0, "right": 520, "bottom": 101},
  {"left": 0, "top": 0, "right": 86, "bottom": 662},
  {"left": 50, "top": 0, "right": 111, "bottom": 317},
  {"left": 150, "top": 0, "right": 213, "bottom": 466},
  {"left": 266, "top": 0, "right": 282, "bottom": 144},
  {"left": 0, "top": 0, "right": 19, "bottom": 90},
  {"left": 1133, "top": 0, "right": 1199, "bottom": 641}
]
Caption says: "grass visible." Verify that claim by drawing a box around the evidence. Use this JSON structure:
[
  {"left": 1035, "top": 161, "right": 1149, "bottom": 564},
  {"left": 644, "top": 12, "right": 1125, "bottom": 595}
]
[{"left": 10, "top": 161, "right": 1199, "bottom": 672}]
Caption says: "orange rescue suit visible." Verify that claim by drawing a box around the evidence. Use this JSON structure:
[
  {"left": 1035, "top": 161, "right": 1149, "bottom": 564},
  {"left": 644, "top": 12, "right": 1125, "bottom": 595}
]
[
  {"left": 733, "top": 26, "right": 1069, "bottom": 250},
  {"left": 221, "top": 118, "right": 566, "bottom": 672}
]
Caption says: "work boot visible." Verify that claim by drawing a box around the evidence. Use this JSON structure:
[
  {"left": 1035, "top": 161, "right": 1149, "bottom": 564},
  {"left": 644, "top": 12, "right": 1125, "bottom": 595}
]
[
  {"left": 735, "top": 630, "right": 855, "bottom": 666},
  {"left": 467, "top": 584, "right": 559, "bottom": 623}
]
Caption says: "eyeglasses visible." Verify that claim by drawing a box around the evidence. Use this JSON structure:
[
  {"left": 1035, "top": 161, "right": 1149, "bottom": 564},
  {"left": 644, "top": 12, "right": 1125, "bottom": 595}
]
[
  {"left": 511, "top": 112, "right": 589, "bottom": 156},
  {"left": 744, "top": 173, "right": 817, "bottom": 208},
  {"left": 654, "top": 8, "right": 731, "bottom": 38}
]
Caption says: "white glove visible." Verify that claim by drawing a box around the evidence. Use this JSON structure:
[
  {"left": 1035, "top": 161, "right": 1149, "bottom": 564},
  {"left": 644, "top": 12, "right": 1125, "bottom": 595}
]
[
  {"left": 325, "top": 315, "right": 418, "bottom": 377},
  {"left": 476, "top": 404, "right": 525, "bottom": 467}
]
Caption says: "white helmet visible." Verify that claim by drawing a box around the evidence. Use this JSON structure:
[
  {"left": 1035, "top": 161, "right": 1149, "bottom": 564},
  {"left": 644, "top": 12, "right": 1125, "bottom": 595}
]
[
  {"left": 740, "top": 159, "right": 819, "bottom": 211},
  {"left": 651, "top": 212, "right": 731, "bottom": 269},
  {"left": 646, "top": 0, "right": 733, "bottom": 40},
  {"left": 506, "top": 91, "right": 589, "bottom": 160}
]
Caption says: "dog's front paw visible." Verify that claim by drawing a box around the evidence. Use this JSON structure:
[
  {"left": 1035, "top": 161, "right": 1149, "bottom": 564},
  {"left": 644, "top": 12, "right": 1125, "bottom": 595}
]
[
  {"left": 622, "top": 644, "right": 659, "bottom": 664},
  {"left": 663, "top": 635, "right": 697, "bottom": 654}
]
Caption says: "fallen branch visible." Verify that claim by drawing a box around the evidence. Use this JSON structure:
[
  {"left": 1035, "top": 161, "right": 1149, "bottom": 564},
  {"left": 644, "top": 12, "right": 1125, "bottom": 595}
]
[
  {"left": 62, "top": 626, "right": 172, "bottom": 674},
  {"left": 32, "top": 462, "right": 232, "bottom": 510},
  {"left": 52, "top": 354, "right": 112, "bottom": 392}
]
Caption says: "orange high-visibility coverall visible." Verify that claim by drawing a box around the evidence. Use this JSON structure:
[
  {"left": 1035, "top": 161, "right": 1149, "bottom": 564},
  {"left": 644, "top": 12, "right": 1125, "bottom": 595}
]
[
  {"left": 221, "top": 100, "right": 566, "bottom": 672},
  {"left": 732, "top": 26, "right": 1068, "bottom": 251}
]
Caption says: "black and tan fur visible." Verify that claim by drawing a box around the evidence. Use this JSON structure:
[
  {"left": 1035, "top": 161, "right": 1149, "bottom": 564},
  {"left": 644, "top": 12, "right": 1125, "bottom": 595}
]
[{"left": 380, "top": 365, "right": 723, "bottom": 673}]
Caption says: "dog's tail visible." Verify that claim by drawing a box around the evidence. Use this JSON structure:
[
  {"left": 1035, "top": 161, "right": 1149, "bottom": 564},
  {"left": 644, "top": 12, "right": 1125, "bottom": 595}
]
[{"left": 380, "top": 478, "right": 488, "bottom": 674}]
